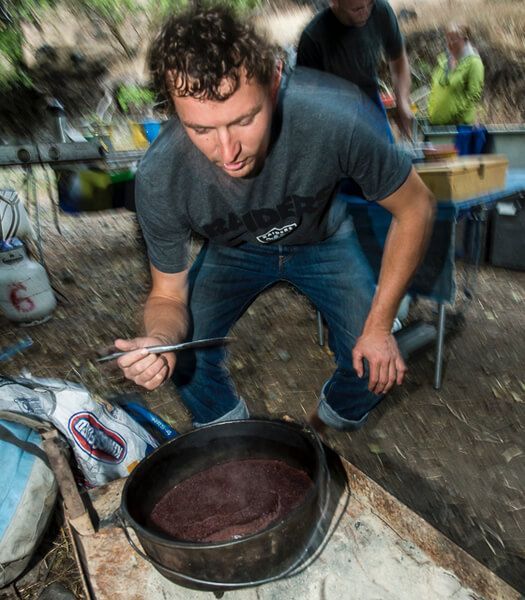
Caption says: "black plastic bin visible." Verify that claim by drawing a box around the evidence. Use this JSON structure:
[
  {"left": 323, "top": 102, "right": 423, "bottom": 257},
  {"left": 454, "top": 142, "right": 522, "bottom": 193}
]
[{"left": 489, "top": 194, "right": 525, "bottom": 270}]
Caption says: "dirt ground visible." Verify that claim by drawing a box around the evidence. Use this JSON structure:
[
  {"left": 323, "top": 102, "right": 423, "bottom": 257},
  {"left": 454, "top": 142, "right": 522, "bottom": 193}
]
[{"left": 0, "top": 201, "right": 524, "bottom": 597}]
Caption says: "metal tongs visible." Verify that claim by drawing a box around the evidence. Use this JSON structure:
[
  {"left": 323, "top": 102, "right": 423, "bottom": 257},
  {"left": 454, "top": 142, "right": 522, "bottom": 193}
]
[{"left": 96, "top": 336, "right": 234, "bottom": 363}]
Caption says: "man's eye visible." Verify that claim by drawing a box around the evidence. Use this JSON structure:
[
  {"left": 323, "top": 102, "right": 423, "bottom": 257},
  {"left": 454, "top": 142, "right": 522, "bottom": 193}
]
[
  {"left": 238, "top": 117, "right": 254, "bottom": 127},
  {"left": 193, "top": 128, "right": 209, "bottom": 135}
]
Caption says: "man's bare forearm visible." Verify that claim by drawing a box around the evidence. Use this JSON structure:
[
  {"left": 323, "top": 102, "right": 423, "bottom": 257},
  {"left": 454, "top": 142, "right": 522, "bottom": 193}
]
[
  {"left": 390, "top": 51, "right": 411, "bottom": 107},
  {"left": 363, "top": 178, "right": 435, "bottom": 334},
  {"left": 144, "top": 295, "right": 189, "bottom": 345}
]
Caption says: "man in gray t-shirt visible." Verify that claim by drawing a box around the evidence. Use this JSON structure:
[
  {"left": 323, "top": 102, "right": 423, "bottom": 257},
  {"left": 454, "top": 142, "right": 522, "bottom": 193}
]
[
  {"left": 297, "top": 0, "right": 413, "bottom": 138},
  {"left": 114, "top": 5, "right": 434, "bottom": 432}
]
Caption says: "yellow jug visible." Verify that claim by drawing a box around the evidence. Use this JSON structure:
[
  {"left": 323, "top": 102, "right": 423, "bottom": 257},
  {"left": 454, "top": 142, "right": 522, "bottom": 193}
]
[{"left": 129, "top": 121, "right": 149, "bottom": 149}]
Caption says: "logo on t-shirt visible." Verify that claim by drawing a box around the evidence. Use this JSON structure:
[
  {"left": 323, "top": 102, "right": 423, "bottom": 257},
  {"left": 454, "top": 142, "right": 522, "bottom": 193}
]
[
  {"left": 201, "top": 186, "right": 333, "bottom": 243},
  {"left": 256, "top": 223, "right": 298, "bottom": 243}
]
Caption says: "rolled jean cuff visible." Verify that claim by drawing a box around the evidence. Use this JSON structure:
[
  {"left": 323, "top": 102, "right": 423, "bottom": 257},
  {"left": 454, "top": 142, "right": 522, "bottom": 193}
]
[
  {"left": 317, "top": 395, "right": 369, "bottom": 431},
  {"left": 193, "top": 397, "right": 250, "bottom": 428}
]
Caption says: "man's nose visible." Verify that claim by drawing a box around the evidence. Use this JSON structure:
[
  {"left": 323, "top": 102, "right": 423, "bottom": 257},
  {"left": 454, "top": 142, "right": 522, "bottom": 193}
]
[{"left": 217, "top": 128, "right": 240, "bottom": 164}]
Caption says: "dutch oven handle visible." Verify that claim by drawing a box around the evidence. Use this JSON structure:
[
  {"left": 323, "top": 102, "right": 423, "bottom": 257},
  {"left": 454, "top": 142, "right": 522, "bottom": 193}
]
[
  {"left": 117, "top": 511, "right": 257, "bottom": 592},
  {"left": 117, "top": 511, "right": 160, "bottom": 566}
]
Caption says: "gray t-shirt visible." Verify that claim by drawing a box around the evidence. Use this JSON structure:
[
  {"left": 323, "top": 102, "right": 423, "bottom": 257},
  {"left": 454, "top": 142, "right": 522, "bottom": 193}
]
[
  {"left": 296, "top": 1, "right": 403, "bottom": 99},
  {"left": 136, "top": 67, "right": 412, "bottom": 273}
]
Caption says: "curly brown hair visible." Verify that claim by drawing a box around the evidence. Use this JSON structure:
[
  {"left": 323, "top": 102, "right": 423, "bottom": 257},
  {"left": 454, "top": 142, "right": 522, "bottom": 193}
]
[{"left": 148, "top": 3, "right": 281, "bottom": 108}]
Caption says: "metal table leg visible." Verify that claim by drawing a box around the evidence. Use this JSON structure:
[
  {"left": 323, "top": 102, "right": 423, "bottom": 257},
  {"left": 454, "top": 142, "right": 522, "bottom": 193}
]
[
  {"left": 434, "top": 303, "right": 446, "bottom": 389},
  {"left": 316, "top": 310, "right": 325, "bottom": 347},
  {"left": 461, "top": 205, "right": 487, "bottom": 301}
]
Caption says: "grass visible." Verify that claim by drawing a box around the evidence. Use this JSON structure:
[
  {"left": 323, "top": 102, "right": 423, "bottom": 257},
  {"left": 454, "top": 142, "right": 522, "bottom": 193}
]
[{"left": 401, "top": 0, "right": 524, "bottom": 52}]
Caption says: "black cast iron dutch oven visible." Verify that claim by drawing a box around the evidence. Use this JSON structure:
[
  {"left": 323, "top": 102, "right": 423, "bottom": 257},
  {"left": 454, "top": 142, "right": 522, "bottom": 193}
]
[{"left": 119, "top": 418, "right": 328, "bottom": 593}]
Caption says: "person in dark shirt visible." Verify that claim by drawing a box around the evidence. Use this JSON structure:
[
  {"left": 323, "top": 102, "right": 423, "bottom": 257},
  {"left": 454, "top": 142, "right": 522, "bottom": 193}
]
[
  {"left": 114, "top": 5, "right": 434, "bottom": 433},
  {"left": 297, "top": 0, "right": 413, "bottom": 138}
]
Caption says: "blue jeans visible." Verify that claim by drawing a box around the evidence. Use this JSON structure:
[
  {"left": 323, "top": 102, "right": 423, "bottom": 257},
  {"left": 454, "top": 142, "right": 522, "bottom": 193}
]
[{"left": 172, "top": 219, "right": 382, "bottom": 430}]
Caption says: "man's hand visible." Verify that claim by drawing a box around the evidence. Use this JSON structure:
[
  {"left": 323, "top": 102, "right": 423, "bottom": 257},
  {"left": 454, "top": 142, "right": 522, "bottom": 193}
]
[
  {"left": 352, "top": 329, "right": 407, "bottom": 395},
  {"left": 114, "top": 336, "right": 176, "bottom": 391},
  {"left": 354, "top": 169, "right": 433, "bottom": 395}
]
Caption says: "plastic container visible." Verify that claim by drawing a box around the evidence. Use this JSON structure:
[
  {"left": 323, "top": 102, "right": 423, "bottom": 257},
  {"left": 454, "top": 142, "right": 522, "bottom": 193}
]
[
  {"left": 416, "top": 155, "right": 508, "bottom": 201},
  {"left": 129, "top": 121, "right": 149, "bottom": 149},
  {"left": 490, "top": 195, "right": 525, "bottom": 270},
  {"left": 455, "top": 125, "right": 487, "bottom": 156},
  {"left": 141, "top": 121, "right": 162, "bottom": 144},
  {"left": 0, "top": 240, "right": 56, "bottom": 323}
]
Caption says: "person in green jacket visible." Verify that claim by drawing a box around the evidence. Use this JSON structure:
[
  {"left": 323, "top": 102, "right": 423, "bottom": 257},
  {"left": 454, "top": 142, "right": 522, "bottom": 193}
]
[{"left": 428, "top": 23, "right": 484, "bottom": 126}]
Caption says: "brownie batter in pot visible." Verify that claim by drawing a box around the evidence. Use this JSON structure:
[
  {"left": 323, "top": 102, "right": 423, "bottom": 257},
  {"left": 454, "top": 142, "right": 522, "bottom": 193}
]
[{"left": 149, "top": 458, "right": 313, "bottom": 542}]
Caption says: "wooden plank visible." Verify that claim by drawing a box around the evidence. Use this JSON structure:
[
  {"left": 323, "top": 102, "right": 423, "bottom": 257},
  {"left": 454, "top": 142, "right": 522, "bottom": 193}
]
[{"left": 41, "top": 429, "right": 95, "bottom": 536}]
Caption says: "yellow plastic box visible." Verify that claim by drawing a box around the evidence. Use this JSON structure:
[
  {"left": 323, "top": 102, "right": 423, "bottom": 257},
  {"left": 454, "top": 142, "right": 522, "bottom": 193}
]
[{"left": 416, "top": 155, "right": 509, "bottom": 201}]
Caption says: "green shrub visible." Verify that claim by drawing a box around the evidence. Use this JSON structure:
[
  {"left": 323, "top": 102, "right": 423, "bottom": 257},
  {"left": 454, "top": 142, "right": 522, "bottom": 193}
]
[{"left": 116, "top": 84, "right": 155, "bottom": 115}]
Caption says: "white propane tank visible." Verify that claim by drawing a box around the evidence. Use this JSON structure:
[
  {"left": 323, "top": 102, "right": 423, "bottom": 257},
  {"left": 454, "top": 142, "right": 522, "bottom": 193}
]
[{"left": 0, "top": 240, "right": 57, "bottom": 323}]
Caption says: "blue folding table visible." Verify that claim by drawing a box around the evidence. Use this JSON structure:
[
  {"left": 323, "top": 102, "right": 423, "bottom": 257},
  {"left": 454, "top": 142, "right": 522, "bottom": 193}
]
[{"left": 338, "top": 168, "right": 525, "bottom": 389}]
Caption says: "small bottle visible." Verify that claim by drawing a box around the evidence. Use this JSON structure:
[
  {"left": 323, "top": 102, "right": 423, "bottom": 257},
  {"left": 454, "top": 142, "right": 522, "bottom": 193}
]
[{"left": 0, "top": 240, "right": 56, "bottom": 323}]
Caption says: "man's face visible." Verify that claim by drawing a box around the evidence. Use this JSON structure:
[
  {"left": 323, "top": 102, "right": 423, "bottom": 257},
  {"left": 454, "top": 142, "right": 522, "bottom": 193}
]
[
  {"left": 172, "top": 69, "right": 280, "bottom": 179},
  {"left": 331, "top": 0, "right": 375, "bottom": 27}
]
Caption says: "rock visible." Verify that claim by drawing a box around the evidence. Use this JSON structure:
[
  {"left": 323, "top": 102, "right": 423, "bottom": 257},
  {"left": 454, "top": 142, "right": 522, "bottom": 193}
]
[
  {"left": 231, "top": 359, "right": 244, "bottom": 371},
  {"left": 38, "top": 582, "right": 76, "bottom": 600},
  {"left": 370, "top": 428, "right": 387, "bottom": 440},
  {"left": 368, "top": 443, "right": 383, "bottom": 455},
  {"left": 276, "top": 349, "right": 291, "bottom": 362}
]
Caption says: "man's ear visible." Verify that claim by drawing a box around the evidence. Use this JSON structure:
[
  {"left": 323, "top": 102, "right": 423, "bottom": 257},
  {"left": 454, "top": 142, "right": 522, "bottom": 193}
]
[{"left": 271, "top": 61, "right": 283, "bottom": 105}]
